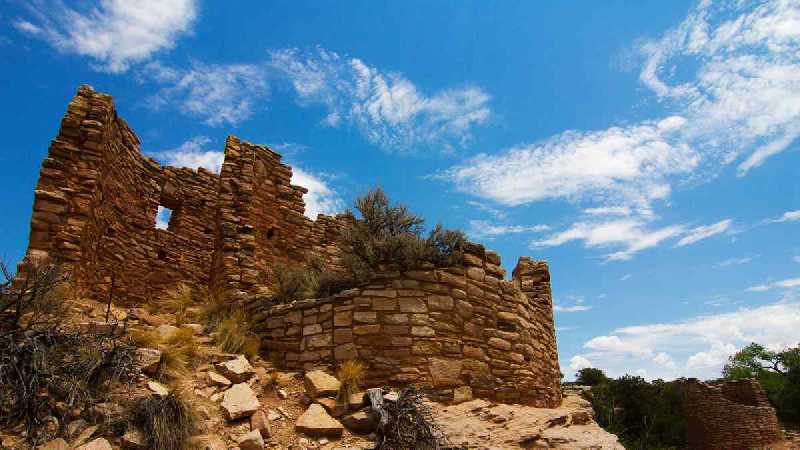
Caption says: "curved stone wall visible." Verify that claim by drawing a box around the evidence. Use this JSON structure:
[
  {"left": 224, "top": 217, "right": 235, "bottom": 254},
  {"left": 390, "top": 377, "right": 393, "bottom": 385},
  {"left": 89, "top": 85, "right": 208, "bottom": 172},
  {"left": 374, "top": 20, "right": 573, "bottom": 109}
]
[
  {"left": 684, "top": 378, "right": 782, "bottom": 450},
  {"left": 253, "top": 244, "right": 562, "bottom": 407}
]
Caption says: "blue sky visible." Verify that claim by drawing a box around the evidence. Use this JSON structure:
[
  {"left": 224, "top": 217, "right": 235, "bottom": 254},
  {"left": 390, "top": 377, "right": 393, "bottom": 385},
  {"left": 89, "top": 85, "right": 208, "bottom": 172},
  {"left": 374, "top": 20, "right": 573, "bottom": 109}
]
[{"left": 1, "top": 0, "right": 799, "bottom": 381}]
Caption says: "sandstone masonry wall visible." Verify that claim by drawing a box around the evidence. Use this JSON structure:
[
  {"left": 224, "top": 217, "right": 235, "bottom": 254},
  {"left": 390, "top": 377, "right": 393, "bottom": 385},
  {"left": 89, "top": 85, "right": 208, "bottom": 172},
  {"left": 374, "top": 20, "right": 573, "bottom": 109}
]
[
  {"left": 251, "top": 245, "right": 562, "bottom": 407},
  {"left": 21, "top": 85, "right": 341, "bottom": 304},
  {"left": 685, "top": 378, "right": 782, "bottom": 450}
]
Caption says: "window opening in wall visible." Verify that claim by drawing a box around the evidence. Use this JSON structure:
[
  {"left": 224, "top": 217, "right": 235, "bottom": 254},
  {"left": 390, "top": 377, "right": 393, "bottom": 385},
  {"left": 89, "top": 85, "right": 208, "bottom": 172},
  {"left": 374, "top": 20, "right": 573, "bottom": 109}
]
[
  {"left": 157, "top": 249, "right": 167, "bottom": 260},
  {"left": 266, "top": 227, "right": 276, "bottom": 240},
  {"left": 155, "top": 205, "right": 172, "bottom": 230}
]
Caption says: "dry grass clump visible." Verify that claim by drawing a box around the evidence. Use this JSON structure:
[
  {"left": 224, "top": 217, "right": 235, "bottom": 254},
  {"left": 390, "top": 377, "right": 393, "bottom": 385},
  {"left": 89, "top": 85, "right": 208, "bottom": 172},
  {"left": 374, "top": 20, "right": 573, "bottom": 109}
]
[
  {"left": 161, "top": 283, "right": 193, "bottom": 326},
  {"left": 0, "top": 258, "right": 138, "bottom": 445},
  {"left": 214, "top": 309, "right": 260, "bottom": 359},
  {"left": 130, "top": 387, "right": 199, "bottom": 450},
  {"left": 337, "top": 360, "right": 366, "bottom": 403},
  {"left": 127, "top": 328, "right": 161, "bottom": 349},
  {"left": 156, "top": 329, "right": 199, "bottom": 382}
]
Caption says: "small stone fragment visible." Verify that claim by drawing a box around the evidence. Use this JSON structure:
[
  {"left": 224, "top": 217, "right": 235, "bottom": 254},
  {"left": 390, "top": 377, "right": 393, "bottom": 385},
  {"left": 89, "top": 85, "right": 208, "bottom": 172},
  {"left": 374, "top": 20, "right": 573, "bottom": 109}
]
[
  {"left": 217, "top": 355, "right": 255, "bottom": 383},
  {"left": 236, "top": 430, "right": 264, "bottom": 450},
  {"left": 250, "top": 410, "right": 272, "bottom": 439},
  {"left": 341, "top": 409, "right": 378, "bottom": 433},
  {"left": 207, "top": 371, "right": 232, "bottom": 387},
  {"left": 148, "top": 381, "right": 169, "bottom": 397}
]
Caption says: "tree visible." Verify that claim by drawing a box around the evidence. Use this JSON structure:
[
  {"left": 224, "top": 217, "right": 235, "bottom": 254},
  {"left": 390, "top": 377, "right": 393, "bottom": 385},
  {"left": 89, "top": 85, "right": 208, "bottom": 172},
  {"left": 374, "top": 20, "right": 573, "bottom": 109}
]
[{"left": 575, "top": 367, "right": 609, "bottom": 386}]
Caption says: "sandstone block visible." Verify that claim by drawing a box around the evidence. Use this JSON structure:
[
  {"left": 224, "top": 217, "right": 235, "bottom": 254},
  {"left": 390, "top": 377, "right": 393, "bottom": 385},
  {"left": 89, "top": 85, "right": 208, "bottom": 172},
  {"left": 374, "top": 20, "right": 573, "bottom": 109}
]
[
  {"left": 333, "top": 311, "right": 352, "bottom": 326},
  {"left": 353, "top": 324, "right": 380, "bottom": 335},
  {"left": 411, "top": 326, "right": 435, "bottom": 337},
  {"left": 372, "top": 298, "right": 397, "bottom": 310},
  {"left": 295, "top": 404, "right": 344, "bottom": 437},
  {"left": 428, "top": 295, "right": 454, "bottom": 311},
  {"left": 236, "top": 430, "right": 264, "bottom": 450},
  {"left": 207, "top": 371, "right": 232, "bottom": 387},
  {"left": 488, "top": 337, "right": 512, "bottom": 351},
  {"left": 334, "top": 343, "right": 358, "bottom": 361},
  {"left": 453, "top": 386, "right": 473, "bottom": 404},
  {"left": 221, "top": 383, "right": 261, "bottom": 420},
  {"left": 217, "top": 355, "right": 255, "bottom": 383},
  {"left": 353, "top": 311, "right": 377, "bottom": 323},
  {"left": 399, "top": 298, "right": 427, "bottom": 313},
  {"left": 304, "top": 370, "right": 341, "bottom": 398},
  {"left": 341, "top": 410, "right": 378, "bottom": 433}
]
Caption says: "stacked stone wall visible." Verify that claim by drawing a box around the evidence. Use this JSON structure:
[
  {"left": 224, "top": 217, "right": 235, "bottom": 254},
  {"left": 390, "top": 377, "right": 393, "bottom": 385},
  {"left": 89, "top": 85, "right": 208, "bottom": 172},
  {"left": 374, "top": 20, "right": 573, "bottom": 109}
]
[
  {"left": 21, "top": 85, "right": 341, "bottom": 304},
  {"left": 684, "top": 378, "right": 782, "bottom": 450},
  {"left": 252, "top": 245, "right": 562, "bottom": 407}
]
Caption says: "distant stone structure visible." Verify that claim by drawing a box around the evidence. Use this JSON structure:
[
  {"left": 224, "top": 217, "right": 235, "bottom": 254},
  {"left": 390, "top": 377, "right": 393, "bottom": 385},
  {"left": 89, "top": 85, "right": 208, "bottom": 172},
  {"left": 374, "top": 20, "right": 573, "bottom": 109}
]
[
  {"left": 685, "top": 378, "right": 782, "bottom": 450},
  {"left": 19, "top": 85, "right": 562, "bottom": 407}
]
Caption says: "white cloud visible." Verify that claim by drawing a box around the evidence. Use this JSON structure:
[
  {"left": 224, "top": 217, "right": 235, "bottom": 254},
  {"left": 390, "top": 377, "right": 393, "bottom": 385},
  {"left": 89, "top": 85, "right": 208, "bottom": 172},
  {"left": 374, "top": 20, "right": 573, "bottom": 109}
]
[
  {"left": 532, "top": 218, "right": 685, "bottom": 261},
  {"left": 14, "top": 0, "right": 197, "bottom": 72},
  {"left": 554, "top": 296, "right": 591, "bottom": 313},
  {"left": 268, "top": 48, "right": 491, "bottom": 151},
  {"left": 794, "top": 256, "right": 800, "bottom": 263},
  {"left": 770, "top": 210, "right": 800, "bottom": 223},
  {"left": 467, "top": 220, "right": 549, "bottom": 239},
  {"left": 467, "top": 201, "right": 508, "bottom": 220},
  {"left": 675, "top": 219, "right": 732, "bottom": 247},
  {"left": 441, "top": 0, "right": 800, "bottom": 215},
  {"left": 442, "top": 117, "right": 697, "bottom": 209},
  {"left": 714, "top": 256, "right": 753, "bottom": 268},
  {"left": 569, "top": 355, "right": 593, "bottom": 372},
  {"left": 573, "top": 301, "right": 800, "bottom": 380},
  {"left": 153, "top": 136, "right": 224, "bottom": 173},
  {"left": 146, "top": 62, "right": 268, "bottom": 126},
  {"left": 584, "top": 206, "right": 632, "bottom": 217},
  {"left": 620, "top": 274, "right": 632, "bottom": 281},
  {"left": 747, "top": 277, "right": 800, "bottom": 292},
  {"left": 290, "top": 167, "right": 344, "bottom": 220}
]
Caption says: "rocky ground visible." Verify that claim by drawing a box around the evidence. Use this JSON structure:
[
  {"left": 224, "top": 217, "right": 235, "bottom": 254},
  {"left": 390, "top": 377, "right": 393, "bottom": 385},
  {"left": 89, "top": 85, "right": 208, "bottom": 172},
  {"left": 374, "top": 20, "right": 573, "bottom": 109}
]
[{"left": 1, "top": 297, "right": 623, "bottom": 449}]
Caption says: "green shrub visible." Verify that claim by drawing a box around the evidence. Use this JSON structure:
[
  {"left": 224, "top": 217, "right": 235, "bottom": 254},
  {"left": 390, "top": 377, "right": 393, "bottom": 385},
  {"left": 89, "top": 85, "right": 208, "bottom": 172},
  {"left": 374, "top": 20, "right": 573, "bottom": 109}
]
[{"left": 272, "top": 264, "right": 318, "bottom": 304}]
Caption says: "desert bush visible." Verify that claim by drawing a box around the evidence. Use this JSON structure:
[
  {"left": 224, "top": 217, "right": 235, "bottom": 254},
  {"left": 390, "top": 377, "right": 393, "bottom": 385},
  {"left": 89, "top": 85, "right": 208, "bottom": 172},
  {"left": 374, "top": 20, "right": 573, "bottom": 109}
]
[
  {"left": 127, "top": 328, "right": 162, "bottom": 349},
  {"left": 340, "top": 188, "right": 466, "bottom": 282},
  {"left": 337, "top": 360, "right": 365, "bottom": 403},
  {"left": 214, "top": 309, "right": 260, "bottom": 358},
  {"left": 0, "top": 258, "right": 138, "bottom": 445},
  {"left": 374, "top": 386, "right": 446, "bottom": 449},
  {"left": 155, "top": 329, "right": 200, "bottom": 382},
  {"left": 315, "top": 271, "right": 359, "bottom": 298},
  {"left": 271, "top": 264, "right": 318, "bottom": 304},
  {"left": 161, "top": 283, "right": 193, "bottom": 326},
  {"left": 130, "top": 388, "right": 199, "bottom": 450}
]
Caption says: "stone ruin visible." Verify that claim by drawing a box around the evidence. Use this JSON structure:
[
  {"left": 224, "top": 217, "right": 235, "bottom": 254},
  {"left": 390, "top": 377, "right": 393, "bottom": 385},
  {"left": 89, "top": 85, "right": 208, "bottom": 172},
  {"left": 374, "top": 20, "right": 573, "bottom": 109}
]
[
  {"left": 18, "top": 85, "right": 562, "bottom": 407},
  {"left": 684, "top": 378, "right": 783, "bottom": 449}
]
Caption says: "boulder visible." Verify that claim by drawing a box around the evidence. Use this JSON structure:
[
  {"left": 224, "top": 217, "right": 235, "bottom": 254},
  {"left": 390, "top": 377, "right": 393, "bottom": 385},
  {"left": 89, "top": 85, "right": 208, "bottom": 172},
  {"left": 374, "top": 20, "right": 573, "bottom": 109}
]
[
  {"left": 304, "top": 370, "right": 341, "bottom": 398},
  {"left": 135, "top": 348, "right": 162, "bottom": 376},
  {"left": 221, "top": 383, "right": 261, "bottom": 420},
  {"left": 341, "top": 409, "right": 378, "bottom": 433},
  {"left": 453, "top": 386, "right": 473, "bottom": 404},
  {"left": 207, "top": 371, "right": 232, "bottom": 387},
  {"left": 155, "top": 324, "right": 179, "bottom": 341},
  {"left": 250, "top": 410, "right": 272, "bottom": 439},
  {"left": 121, "top": 429, "right": 148, "bottom": 449},
  {"left": 186, "top": 435, "right": 226, "bottom": 450},
  {"left": 295, "top": 404, "right": 344, "bottom": 437},
  {"left": 217, "top": 355, "right": 255, "bottom": 383},
  {"left": 37, "top": 438, "right": 69, "bottom": 450},
  {"left": 236, "top": 430, "right": 264, "bottom": 450},
  {"left": 74, "top": 438, "right": 112, "bottom": 450},
  {"left": 147, "top": 381, "right": 169, "bottom": 397}
]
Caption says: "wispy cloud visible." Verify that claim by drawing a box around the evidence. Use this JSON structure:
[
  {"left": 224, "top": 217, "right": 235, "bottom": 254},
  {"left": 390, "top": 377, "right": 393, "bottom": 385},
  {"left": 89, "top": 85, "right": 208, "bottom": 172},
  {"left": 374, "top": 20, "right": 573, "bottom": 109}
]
[
  {"left": 714, "top": 256, "right": 754, "bottom": 268},
  {"left": 573, "top": 301, "right": 800, "bottom": 380},
  {"left": 747, "top": 277, "right": 800, "bottom": 292},
  {"left": 290, "top": 168, "right": 344, "bottom": 219},
  {"left": 440, "top": 0, "right": 800, "bottom": 215},
  {"left": 769, "top": 210, "right": 800, "bottom": 223},
  {"left": 554, "top": 296, "right": 591, "bottom": 313},
  {"left": 675, "top": 219, "right": 732, "bottom": 247},
  {"left": 268, "top": 47, "right": 491, "bottom": 151},
  {"left": 620, "top": 274, "right": 632, "bottom": 281},
  {"left": 467, "top": 220, "right": 548, "bottom": 239},
  {"left": 14, "top": 0, "right": 197, "bottom": 72},
  {"left": 144, "top": 47, "right": 490, "bottom": 149}
]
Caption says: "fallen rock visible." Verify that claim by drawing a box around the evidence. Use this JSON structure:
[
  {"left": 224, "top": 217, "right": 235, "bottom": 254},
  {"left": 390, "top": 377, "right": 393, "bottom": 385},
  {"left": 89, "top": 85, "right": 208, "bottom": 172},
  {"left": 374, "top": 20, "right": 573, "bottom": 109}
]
[
  {"left": 148, "top": 381, "right": 169, "bottom": 396},
  {"left": 121, "top": 428, "right": 148, "bottom": 449},
  {"left": 155, "top": 324, "right": 179, "bottom": 341},
  {"left": 74, "top": 438, "right": 112, "bottom": 450},
  {"left": 267, "top": 409, "right": 283, "bottom": 421},
  {"left": 217, "top": 355, "right": 255, "bottom": 383},
  {"left": 186, "top": 435, "right": 226, "bottom": 450},
  {"left": 341, "top": 409, "right": 378, "bottom": 433},
  {"left": 70, "top": 424, "right": 98, "bottom": 448},
  {"left": 236, "top": 430, "right": 264, "bottom": 450},
  {"left": 250, "top": 410, "right": 272, "bottom": 439},
  {"left": 37, "top": 438, "right": 69, "bottom": 450},
  {"left": 135, "top": 348, "right": 162, "bottom": 376},
  {"left": 221, "top": 383, "right": 261, "bottom": 420},
  {"left": 296, "top": 404, "right": 344, "bottom": 437},
  {"left": 207, "top": 371, "right": 232, "bottom": 387},
  {"left": 453, "top": 386, "right": 473, "bottom": 404},
  {"left": 304, "top": 370, "right": 341, "bottom": 398}
]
